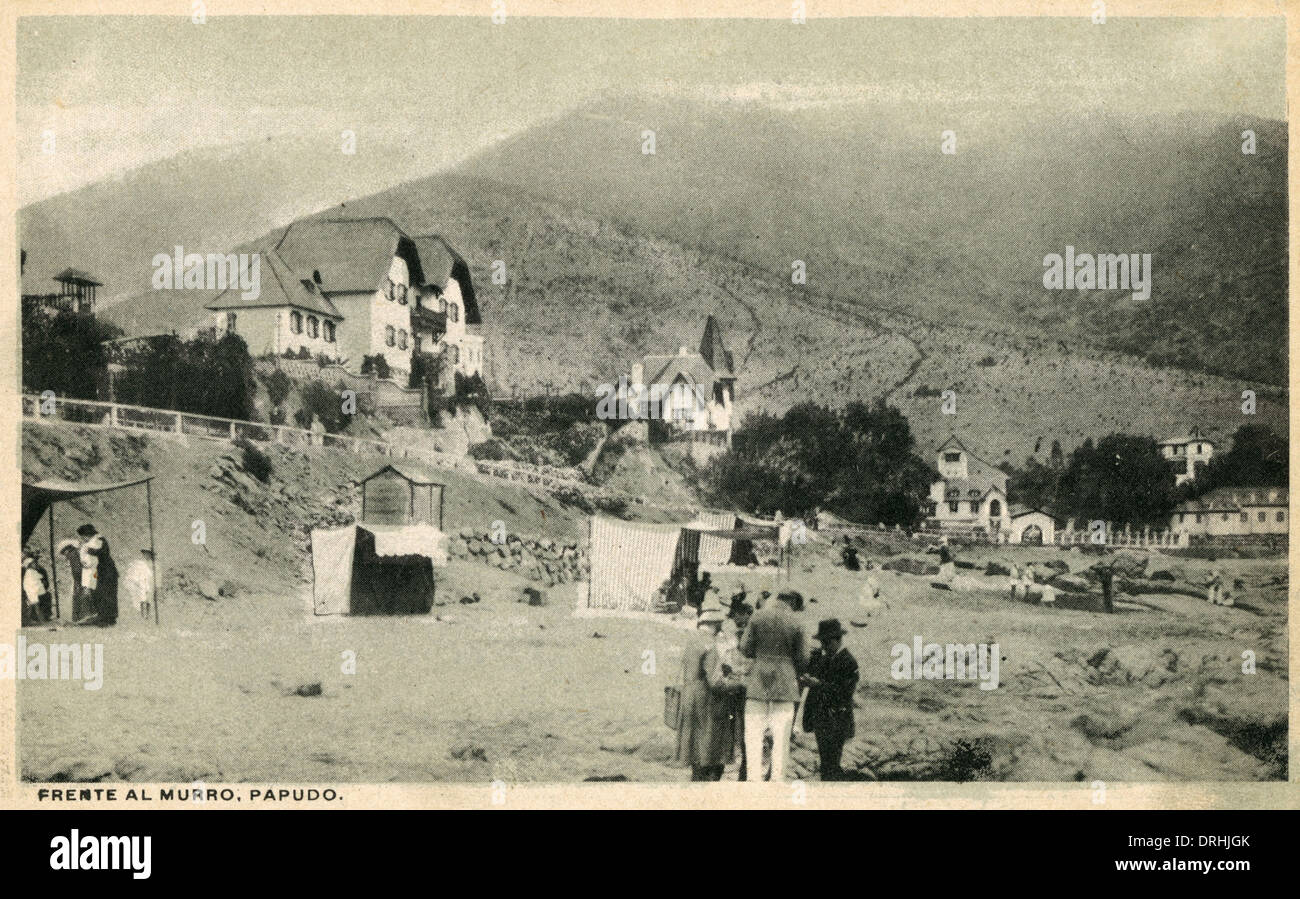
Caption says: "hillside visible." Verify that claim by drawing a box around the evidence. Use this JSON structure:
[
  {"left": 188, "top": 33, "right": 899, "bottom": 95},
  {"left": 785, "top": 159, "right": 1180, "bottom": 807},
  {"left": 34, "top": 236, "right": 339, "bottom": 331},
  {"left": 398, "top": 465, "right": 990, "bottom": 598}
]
[
  {"left": 33, "top": 94, "right": 1286, "bottom": 463},
  {"left": 96, "top": 170, "right": 1287, "bottom": 465}
]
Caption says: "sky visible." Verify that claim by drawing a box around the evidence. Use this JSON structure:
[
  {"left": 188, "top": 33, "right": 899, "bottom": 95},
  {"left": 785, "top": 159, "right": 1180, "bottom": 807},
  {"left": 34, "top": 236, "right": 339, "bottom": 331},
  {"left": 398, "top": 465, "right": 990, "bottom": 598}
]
[{"left": 17, "top": 15, "right": 1287, "bottom": 205}]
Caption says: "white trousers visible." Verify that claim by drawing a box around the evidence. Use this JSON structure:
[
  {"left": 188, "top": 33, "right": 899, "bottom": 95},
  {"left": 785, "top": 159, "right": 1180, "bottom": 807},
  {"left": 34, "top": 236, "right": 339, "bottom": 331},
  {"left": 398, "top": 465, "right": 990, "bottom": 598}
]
[{"left": 743, "top": 699, "right": 795, "bottom": 782}]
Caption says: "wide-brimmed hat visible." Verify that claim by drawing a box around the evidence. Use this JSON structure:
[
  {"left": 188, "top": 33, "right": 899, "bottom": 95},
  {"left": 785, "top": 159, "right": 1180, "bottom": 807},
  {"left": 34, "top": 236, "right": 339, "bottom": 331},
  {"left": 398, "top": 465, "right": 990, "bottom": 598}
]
[{"left": 815, "top": 618, "right": 847, "bottom": 641}]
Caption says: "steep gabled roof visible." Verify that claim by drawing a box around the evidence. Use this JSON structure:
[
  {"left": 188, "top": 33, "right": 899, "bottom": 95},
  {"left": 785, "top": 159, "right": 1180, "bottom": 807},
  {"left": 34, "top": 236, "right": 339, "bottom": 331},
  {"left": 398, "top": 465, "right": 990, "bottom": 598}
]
[
  {"left": 698, "top": 315, "right": 734, "bottom": 377},
  {"left": 933, "top": 435, "right": 1008, "bottom": 492},
  {"left": 275, "top": 217, "right": 420, "bottom": 295},
  {"left": 410, "top": 234, "right": 480, "bottom": 325},
  {"left": 206, "top": 250, "right": 342, "bottom": 317},
  {"left": 642, "top": 353, "right": 716, "bottom": 391}
]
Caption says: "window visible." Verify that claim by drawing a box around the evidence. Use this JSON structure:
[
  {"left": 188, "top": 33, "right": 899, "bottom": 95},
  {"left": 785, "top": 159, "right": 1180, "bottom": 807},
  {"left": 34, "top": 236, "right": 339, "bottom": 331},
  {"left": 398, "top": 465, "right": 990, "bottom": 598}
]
[
  {"left": 449, "top": 302, "right": 459, "bottom": 323},
  {"left": 447, "top": 344, "right": 459, "bottom": 365},
  {"left": 398, "top": 329, "right": 408, "bottom": 350},
  {"left": 397, "top": 284, "right": 408, "bottom": 305},
  {"left": 225, "top": 312, "right": 237, "bottom": 332},
  {"left": 438, "top": 297, "right": 447, "bottom": 313},
  {"left": 1221, "top": 514, "right": 1229, "bottom": 522},
  {"left": 944, "top": 452, "right": 961, "bottom": 463},
  {"left": 1276, "top": 511, "right": 1285, "bottom": 522},
  {"left": 290, "top": 311, "right": 303, "bottom": 334},
  {"left": 1195, "top": 514, "right": 1202, "bottom": 523},
  {"left": 307, "top": 316, "right": 319, "bottom": 339},
  {"left": 385, "top": 325, "right": 395, "bottom": 347},
  {"left": 948, "top": 502, "right": 959, "bottom": 514},
  {"left": 969, "top": 502, "right": 979, "bottom": 513},
  {"left": 1240, "top": 512, "right": 1248, "bottom": 522},
  {"left": 1258, "top": 511, "right": 1266, "bottom": 522},
  {"left": 385, "top": 279, "right": 395, "bottom": 302},
  {"left": 324, "top": 320, "right": 335, "bottom": 343},
  {"left": 989, "top": 500, "right": 1001, "bottom": 517}
]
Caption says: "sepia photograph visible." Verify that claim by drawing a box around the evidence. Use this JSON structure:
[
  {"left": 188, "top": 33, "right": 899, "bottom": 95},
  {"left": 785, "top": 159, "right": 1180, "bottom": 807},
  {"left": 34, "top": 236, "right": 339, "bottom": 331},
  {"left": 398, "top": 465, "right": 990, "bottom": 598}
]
[{"left": 4, "top": 2, "right": 1293, "bottom": 821}]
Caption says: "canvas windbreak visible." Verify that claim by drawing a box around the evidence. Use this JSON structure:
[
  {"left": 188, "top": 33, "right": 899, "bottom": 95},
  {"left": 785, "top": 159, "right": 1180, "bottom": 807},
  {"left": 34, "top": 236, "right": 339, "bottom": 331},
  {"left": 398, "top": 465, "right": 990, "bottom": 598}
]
[{"left": 588, "top": 517, "right": 682, "bottom": 613}]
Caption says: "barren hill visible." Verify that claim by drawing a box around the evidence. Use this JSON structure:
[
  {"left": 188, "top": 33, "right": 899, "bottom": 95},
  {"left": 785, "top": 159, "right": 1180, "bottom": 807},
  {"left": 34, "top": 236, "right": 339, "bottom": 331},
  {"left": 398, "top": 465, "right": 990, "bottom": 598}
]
[{"left": 34, "top": 96, "right": 1287, "bottom": 462}]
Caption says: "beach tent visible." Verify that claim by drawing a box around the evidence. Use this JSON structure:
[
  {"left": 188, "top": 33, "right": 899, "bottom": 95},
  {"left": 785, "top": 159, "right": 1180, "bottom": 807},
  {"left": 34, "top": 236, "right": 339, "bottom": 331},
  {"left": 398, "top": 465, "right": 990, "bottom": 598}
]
[
  {"left": 682, "top": 512, "right": 783, "bottom": 567},
  {"left": 588, "top": 517, "right": 698, "bottom": 613},
  {"left": 21, "top": 475, "right": 158, "bottom": 623},
  {"left": 310, "top": 522, "right": 447, "bottom": 615}
]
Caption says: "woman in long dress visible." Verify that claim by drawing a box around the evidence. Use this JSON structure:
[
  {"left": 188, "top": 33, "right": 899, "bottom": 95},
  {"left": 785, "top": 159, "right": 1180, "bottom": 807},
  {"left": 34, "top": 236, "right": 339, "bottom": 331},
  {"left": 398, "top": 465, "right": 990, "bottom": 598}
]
[{"left": 675, "top": 603, "right": 742, "bottom": 781}]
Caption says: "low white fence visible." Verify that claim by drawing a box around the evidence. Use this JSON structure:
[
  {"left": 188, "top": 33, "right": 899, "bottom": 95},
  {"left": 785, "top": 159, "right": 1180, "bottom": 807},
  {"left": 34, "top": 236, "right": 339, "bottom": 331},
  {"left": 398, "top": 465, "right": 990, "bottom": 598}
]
[{"left": 22, "top": 394, "right": 608, "bottom": 500}]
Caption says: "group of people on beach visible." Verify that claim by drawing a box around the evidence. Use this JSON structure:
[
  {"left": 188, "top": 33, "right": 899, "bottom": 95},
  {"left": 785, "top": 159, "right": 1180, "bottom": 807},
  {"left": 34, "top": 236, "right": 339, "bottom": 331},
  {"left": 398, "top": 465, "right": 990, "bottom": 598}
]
[
  {"left": 20, "top": 522, "right": 156, "bottom": 627},
  {"left": 673, "top": 588, "right": 860, "bottom": 782}
]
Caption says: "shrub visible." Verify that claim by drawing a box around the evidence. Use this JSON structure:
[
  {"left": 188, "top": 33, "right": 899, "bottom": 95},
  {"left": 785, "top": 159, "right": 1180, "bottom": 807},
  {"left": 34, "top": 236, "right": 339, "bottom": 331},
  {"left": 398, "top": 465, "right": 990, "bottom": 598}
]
[
  {"left": 468, "top": 439, "right": 511, "bottom": 462},
  {"left": 265, "top": 369, "right": 292, "bottom": 408},
  {"left": 360, "top": 354, "right": 391, "bottom": 380},
  {"left": 293, "top": 380, "right": 347, "bottom": 433},
  {"left": 235, "top": 438, "right": 273, "bottom": 483}
]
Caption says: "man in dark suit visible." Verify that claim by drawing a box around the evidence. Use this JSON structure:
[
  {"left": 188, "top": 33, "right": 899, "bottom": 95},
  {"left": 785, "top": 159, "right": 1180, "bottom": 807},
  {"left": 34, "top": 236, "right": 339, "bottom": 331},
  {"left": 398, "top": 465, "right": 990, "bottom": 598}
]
[{"left": 802, "top": 619, "right": 859, "bottom": 781}]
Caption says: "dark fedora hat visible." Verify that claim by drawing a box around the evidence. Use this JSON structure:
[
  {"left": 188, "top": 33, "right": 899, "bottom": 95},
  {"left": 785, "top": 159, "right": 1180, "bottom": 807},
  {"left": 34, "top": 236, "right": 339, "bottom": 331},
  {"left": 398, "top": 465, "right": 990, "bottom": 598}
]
[
  {"left": 815, "top": 618, "right": 847, "bottom": 641},
  {"left": 76, "top": 523, "right": 98, "bottom": 537}
]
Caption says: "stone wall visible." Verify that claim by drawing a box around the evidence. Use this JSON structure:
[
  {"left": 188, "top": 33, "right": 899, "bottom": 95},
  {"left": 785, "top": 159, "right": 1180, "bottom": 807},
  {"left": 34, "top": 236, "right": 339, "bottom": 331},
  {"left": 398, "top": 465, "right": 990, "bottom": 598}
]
[{"left": 447, "top": 528, "right": 589, "bottom": 587}]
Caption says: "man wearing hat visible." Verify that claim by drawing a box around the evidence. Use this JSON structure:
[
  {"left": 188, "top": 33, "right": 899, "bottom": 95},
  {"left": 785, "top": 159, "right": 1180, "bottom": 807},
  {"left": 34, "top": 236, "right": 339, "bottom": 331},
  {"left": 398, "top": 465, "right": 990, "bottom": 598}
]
[
  {"left": 801, "top": 619, "right": 859, "bottom": 781},
  {"left": 738, "top": 591, "right": 808, "bottom": 781}
]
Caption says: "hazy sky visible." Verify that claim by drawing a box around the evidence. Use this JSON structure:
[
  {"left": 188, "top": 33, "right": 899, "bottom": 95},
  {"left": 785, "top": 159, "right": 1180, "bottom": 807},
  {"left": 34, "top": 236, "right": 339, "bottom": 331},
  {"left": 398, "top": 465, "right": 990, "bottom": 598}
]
[{"left": 18, "top": 15, "right": 1286, "bottom": 204}]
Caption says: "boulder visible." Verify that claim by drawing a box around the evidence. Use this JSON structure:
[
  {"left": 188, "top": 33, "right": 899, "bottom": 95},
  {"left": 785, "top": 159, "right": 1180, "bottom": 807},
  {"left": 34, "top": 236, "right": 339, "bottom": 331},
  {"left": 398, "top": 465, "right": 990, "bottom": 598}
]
[
  {"left": 985, "top": 561, "right": 1012, "bottom": 577},
  {"left": 1049, "top": 573, "right": 1091, "bottom": 594}
]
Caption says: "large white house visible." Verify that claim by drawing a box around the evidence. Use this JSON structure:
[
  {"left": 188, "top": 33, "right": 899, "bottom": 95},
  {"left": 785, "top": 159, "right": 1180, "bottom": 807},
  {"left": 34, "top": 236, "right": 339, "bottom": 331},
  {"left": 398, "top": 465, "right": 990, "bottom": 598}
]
[
  {"left": 628, "top": 316, "right": 737, "bottom": 460},
  {"left": 926, "top": 436, "right": 1011, "bottom": 537},
  {"left": 206, "top": 217, "right": 483, "bottom": 383}
]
